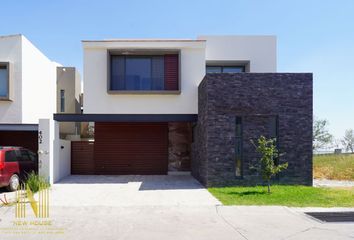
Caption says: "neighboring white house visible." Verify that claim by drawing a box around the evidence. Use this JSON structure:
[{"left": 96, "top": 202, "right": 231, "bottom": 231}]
[
  {"left": 0, "top": 34, "right": 59, "bottom": 151},
  {"left": 56, "top": 66, "right": 81, "bottom": 139},
  {"left": 0, "top": 34, "right": 58, "bottom": 124}
]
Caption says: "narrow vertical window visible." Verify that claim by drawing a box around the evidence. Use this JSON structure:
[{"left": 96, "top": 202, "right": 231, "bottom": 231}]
[
  {"left": 268, "top": 116, "right": 278, "bottom": 139},
  {"left": 235, "top": 117, "right": 243, "bottom": 177},
  {"left": 0, "top": 63, "right": 9, "bottom": 99},
  {"left": 268, "top": 116, "right": 279, "bottom": 165},
  {"left": 60, "top": 89, "right": 65, "bottom": 112}
]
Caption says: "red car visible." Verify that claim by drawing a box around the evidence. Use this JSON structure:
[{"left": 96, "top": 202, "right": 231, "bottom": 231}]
[{"left": 0, "top": 146, "right": 38, "bottom": 191}]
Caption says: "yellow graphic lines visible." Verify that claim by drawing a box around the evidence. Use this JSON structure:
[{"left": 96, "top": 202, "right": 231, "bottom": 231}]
[
  {"left": 15, "top": 183, "right": 49, "bottom": 218},
  {"left": 15, "top": 184, "right": 26, "bottom": 218},
  {"left": 38, "top": 183, "right": 49, "bottom": 218}
]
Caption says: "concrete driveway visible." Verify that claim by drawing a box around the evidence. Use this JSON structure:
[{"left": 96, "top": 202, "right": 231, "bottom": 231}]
[
  {"left": 50, "top": 175, "right": 221, "bottom": 206},
  {"left": 0, "top": 175, "right": 353, "bottom": 240}
]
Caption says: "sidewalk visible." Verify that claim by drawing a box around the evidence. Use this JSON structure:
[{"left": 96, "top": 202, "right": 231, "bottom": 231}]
[{"left": 313, "top": 179, "right": 354, "bottom": 187}]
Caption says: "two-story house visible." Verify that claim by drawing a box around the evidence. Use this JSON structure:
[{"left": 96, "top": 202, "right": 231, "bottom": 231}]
[
  {"left": 0, "top": 34, "right": 59, "bottom": 152},
  {"left": 0, "top": 34, "right": 81, "bottom": 153},
  {"left": 54, "top": 36, "right": 312, "bottom": 187}
]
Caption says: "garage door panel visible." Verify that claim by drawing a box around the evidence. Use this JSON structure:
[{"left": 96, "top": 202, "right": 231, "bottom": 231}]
[
  {"left": 94, "top": 122, "right": 168, "bottom": 175},
  {"left": 0, "top": 131, "right": 38, "bottom": 152},
  {"left": 71, "top": 141, "right": 95, "bottom": 175}
]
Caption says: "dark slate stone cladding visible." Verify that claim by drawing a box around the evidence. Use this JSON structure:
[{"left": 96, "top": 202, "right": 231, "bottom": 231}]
[{"left": 191, "top": 73, "right": 313, "bottom": 187}]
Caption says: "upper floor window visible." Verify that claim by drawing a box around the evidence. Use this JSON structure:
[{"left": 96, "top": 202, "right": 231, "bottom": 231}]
[
  {"left": 0, "top": 62, "right": 9, "bottom": 100},
  {"left": 109, "top": 53, "right": 179, "bottom": 92},
  {"left": 206, "top": 66, "right": 245, "bottom": 73},
  {"left": 60, "top": 89, "right": 65, "bottom": 112}
]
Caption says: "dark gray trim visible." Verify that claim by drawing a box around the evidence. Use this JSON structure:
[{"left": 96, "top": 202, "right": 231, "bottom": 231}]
[
  {"left": 0, "top": 62, "right": 10, "bottom": 100},
  {"left": 0, "top": 124, "right": 38, "bottom": 131},
  {"left": 54, "top": 114, "right": 198, "bottom": 122}
]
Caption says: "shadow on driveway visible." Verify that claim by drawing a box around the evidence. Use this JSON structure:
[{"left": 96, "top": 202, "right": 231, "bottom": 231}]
[{"left": 56, "top": 174, "right": 204, "bottom": 190}]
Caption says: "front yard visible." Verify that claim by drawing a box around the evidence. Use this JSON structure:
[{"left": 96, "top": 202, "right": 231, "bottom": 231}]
[
  {"left": 208, "top": 185, "right": 354, "bottom": 207},
  {"left": 313, "top": 153, "right": 354, "bottom": 180}
]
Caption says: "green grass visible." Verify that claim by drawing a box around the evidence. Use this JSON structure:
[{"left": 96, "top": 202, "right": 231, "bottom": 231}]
[
  {"left": 208, "top": 185, "right": 354, "bottom": 207},
  {"left": 314, "top": 153, "right": 354, "bottom": 180}
]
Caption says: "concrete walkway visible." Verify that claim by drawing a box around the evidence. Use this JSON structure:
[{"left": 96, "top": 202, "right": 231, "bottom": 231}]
[{"left": 313, "top": 179, "right": 354, "bottom": 187}]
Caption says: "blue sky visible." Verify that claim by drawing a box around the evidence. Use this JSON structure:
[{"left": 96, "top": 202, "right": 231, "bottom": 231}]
[{"left": 1, "top": 0, "right": 353, "bottom": 140}]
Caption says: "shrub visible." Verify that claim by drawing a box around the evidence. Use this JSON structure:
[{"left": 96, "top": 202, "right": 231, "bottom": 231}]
[
  {"left": 25, "top": 171, "right": 50, "bottom": 193},
  {"left": 252, "top": 136, "right": 288, "bottom": 193}
]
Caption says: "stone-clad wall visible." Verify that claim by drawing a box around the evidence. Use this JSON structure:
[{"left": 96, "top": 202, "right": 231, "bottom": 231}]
[
  {"left": 168, "top": 122, "right": 192, "bottom": 171},
  {"left": 192, "top": 73, "right": 313, "bottom": 187}
]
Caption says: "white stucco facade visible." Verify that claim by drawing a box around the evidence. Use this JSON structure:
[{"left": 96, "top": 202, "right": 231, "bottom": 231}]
[
  {"left": 83, "top": 36, "right": 277, "bottom": 114},
  {"left": 0, "top": 35, "right": 22, "bottom": 122},
  {"left": 198, "top": 35, "right": 277, "bottom": 72},
  {"left": 0, "top": 34, "right": 58, "bottom": 124},
  {"left": 83, "top": 40, "right": 206, "bottom": 114}
]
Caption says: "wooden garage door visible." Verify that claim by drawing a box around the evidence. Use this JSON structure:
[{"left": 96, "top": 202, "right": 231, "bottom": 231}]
[
  {"left": 94, "top": 123, "right": 168, "bottom": 175},
  {"left": 0, "top": 131, "right": 38, "bottom": 152},
  {"left": 71, "top": 141, "right": 95, "bottom": 175}
]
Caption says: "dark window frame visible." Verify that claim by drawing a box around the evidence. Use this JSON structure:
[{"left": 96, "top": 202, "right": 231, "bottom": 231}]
[
  {"left": 107, "top": 50, "right": 181, "bottom": 94},
  {"left": 0, "top": 62, "right": 10, "bottom": 100},
  {"left": 206, "top": 65, "right": 245, "bottom": 73}
]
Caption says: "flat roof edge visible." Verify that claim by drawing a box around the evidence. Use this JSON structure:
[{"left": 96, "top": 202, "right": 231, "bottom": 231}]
[
  {"left": 54, "top": 114, "right": 198, "bottom": 122},
  {"left": 82, "top": 39, "right": 206, "bottom": 43}
]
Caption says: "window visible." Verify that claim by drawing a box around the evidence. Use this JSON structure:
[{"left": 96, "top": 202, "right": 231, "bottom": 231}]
[
  {"left": 28, "top": 151, "right": 37, "bottom": 162},
  {"left": 20, "top": 150, "right": 31, "bottom": 161},
  {"left": 235, "top": 117, "right": 243, "bottom": 177},
  {"left": 268, "top": 116, "right": 279, "bottom": 165},
  {"left": 0, "top": 63, "right": 9, "bottom": 99},
  {"left": 5, "top": 151, "right": 17, "bottom": 162},
  {"left": 268, "top": 116, "right": 278, "bottom": 139},
  {"left": 110, "top": 54, "right": 179, "bottom": 92},
  {"left": 60, "top": 90, "right": 65, "bottom": 112},
  {"left": 206, "top": 66, "right": 245, "bottom": 73}
]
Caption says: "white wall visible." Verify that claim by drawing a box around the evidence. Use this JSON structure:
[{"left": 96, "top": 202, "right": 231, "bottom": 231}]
[
  {"left": 198, "top": 35, "right": 277, "bottom": 72},
  {"left": 83, "top": 41, "right": 206, "bottom": 114},
  {"left": 21, "top": 36, "right": 58, "bottom": 124},
  {"left": 0, "top": 35, "right": 58, "bottom": 124},
  {"left": 0, "top": 35, "right": 23, "bottom": 123},
  {"left": 53, "top": 139, "right": 71, "bottom": 183},
  {"left": 38, "top": 119, "right": 58, "bottom": 184}
]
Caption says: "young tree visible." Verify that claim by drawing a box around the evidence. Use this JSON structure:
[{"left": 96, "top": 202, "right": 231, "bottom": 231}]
[
  {"left": 341, "top": 129, "right": 354, "bottom": 153},
  {"left": 313, "top": 118, "right": 333, "bottom": 150},
  {"left": 253, "top": 136, "right": 288, "bottom": 193}
]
